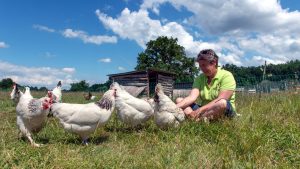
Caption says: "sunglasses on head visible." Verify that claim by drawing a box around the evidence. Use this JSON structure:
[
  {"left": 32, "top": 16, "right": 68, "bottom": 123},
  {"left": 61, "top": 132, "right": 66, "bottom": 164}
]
[
  {"left": 199, "top": 49, "right": 215, "bottom": 57},
  {"left": 197, "top": 49, "right": 217, "bottom": 61}
]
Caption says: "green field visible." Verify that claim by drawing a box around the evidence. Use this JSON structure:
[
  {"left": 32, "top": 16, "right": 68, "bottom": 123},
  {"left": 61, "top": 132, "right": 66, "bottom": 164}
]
[{"left": 0, "top": 91, "right": 299, "bottom": 168}]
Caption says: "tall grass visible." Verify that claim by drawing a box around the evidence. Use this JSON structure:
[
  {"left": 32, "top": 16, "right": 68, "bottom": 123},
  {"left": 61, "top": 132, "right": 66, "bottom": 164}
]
[{"left": 0, "top": 91, "right": 299, "bottom": 168}]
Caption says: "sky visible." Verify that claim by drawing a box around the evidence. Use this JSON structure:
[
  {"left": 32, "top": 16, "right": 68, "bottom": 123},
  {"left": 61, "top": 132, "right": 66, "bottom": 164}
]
[{"left": 1, "top": 0, "right": 300, "bottom": 89}]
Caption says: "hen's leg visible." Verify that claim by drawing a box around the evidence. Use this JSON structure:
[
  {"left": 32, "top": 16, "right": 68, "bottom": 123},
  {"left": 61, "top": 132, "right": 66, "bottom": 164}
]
[
  {"left": 18, "top": 131, "right": 23, "bottom": 139},
  {"left": 174, "top": 121, "right": 180, "bottom": 128},
  {"left": 17, "top": 117, "right": 41, "bottom": 147},
  {"left": 82, "top": 137, "right": 89, "bottom": 146},
  {"left": 16, "top": 117, "right": 23, "bottom": 139}
]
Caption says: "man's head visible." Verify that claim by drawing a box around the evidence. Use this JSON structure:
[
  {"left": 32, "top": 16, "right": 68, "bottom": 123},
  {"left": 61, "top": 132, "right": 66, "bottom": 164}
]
[
  {"left": 196, "top": 49, "right": 219, "bottom": 67},
  {"left": 196, "top": 49, "right": 219, "bottom": 77}
]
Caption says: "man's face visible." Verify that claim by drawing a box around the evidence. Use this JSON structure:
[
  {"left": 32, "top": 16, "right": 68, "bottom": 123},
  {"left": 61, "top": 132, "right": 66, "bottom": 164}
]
[{"left": 198, "top": 59, "right": 216, "bottom": 76}]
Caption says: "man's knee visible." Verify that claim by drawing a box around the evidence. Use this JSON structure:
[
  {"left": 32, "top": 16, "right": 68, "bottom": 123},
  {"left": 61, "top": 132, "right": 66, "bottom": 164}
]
[
  {"left": 176, "top": 97, "right": 183, "bottom": 104},
  {"left": 215, "top": 99, "right": 235, "bottom": 117},
  {"left": 216, "top": 98, "right": 227, "bottom": 109},
  {"left": 183, "top": 107, "right": 193, "bottom": 115}
]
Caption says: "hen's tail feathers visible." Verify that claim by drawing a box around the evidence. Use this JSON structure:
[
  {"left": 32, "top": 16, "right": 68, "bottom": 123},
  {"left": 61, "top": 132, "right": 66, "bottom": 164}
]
[{"left": 57, "top": 81, "right": 62, "bottom": 87}]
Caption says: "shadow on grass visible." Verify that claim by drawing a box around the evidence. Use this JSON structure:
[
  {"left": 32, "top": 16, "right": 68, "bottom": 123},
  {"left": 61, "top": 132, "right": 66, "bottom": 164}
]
[
  {"left": 18, "top": 136, "right": 50, "bottom": 144},
  {"left": 61, "top": 134, "right": 110, "bottom": 145},
  {"left": 104, "top": 124, "right": 153, "bottom": 133},
  {"left": 92, "top": 135, "right": 110, "bottom": 145},
  {"left": 35, "top": 137, "right": 50, "bottom": 144}
]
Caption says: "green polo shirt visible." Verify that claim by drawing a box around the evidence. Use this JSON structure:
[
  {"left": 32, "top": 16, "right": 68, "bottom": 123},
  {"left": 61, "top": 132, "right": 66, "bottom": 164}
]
[{"left": 192, "top": 67, "right": 236, "bottom": 111}]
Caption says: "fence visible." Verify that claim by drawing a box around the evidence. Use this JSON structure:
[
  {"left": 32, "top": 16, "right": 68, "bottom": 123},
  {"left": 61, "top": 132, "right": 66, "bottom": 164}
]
[{"left": 173, "top": 74, "right": 300, "bottom": 98}]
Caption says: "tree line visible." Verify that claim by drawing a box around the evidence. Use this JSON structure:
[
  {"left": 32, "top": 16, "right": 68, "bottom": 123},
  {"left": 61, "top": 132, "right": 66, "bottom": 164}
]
[
  {"left": 0, "top": 78, "right": 57, "bottom": 92},
  {"left": 223, "top": 60, "right": 300, "bottom": 86},
  {"left": 0, "top": 78, "right": 112, "bottom": 92}
]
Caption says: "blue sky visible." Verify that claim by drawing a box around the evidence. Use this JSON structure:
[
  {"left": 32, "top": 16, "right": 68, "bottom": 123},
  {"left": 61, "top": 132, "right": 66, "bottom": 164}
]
[{"left": 1, "top": 0, "right": 300, "bottom": 89}]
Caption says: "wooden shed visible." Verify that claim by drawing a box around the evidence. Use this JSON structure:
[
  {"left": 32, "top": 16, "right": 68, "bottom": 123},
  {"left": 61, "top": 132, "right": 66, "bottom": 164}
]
[{"left": 107, "top": 68, "right": 176, "bottom": 98}]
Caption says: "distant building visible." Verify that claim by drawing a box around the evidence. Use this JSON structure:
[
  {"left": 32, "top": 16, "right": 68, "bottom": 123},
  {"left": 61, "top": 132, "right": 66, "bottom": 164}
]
[{"left": 107, "top": 68, "right": 176, "bottom": 98}]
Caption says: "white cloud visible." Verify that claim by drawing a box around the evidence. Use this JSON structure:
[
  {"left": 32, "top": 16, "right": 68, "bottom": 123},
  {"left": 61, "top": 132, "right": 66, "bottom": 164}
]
[
  {"left": 215, "top": 52, "right": 240, "bottom": 66},
  {"left": 0, "top": 42, "right": 9, "bottom": 48},
  {"left": 239, "top": 34, "right": 300, "bottom": 61},
  {"left": 44, "top": 52, "right": 56, "bottom": 58},
  {"left": 98, "top": 58, "right": 112, "bottom": 63},
  {"left": 62, "top": 28, "right": 118, "bottom": 45},
  {"left": 118, "top": 66, "right": 126, "bottom": 71},
  {"left": 96, "top": 8, "right": 228, "bottom": 62},
  {"left": 251, "top": 55, "right": 285, "bottom": 65},
  {"left": 141, "top": 0, "right": 300, "bottom": 35},
  {"left": 0, "top": 60, "right": 77, "bottom": 89},
  {"left": 103, "top": 4, "right": 113, "bottom": 11},
  {"left": 140, "top": 0, "right": 168, "bottom": 15},
  {"left": 95, "top": 1, "right": 300, "bottom": 67},
  {"left": 33, "top": 24, "right": 55, "bottom": 33},
  {"left": 62, "top": 68, "right": 76, "bottom": 74},
  {"left": 96, "top": 8, "right": 199, "bottom": 53}
]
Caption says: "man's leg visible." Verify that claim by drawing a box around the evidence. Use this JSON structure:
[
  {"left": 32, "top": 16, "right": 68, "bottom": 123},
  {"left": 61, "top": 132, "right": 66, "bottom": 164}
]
[{"left": 199, "top": 99, "right": 227, "bottom": 121}]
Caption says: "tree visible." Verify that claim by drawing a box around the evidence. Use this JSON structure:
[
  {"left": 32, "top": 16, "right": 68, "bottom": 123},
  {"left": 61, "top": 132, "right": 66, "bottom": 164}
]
[
  {"left": 30, "top": 86, "right": 39, "bottom": 91},
  {"left": 0, "top": 78, "right": 14, "bottom": 89},
  {"left": 222, "top": 60, "right": 300, "bottom": 86},
  {"left": 39, "top": 87, "right": 48, "bottom": 91},
  {"left": 135, "top": 36, "right": 198, "bottom": 82},
  {"left": 70, "top": 80, "right": 89, "bottom": 91},
  {"left": 89, "top": 80, "right": 112, "bottom": 92}
]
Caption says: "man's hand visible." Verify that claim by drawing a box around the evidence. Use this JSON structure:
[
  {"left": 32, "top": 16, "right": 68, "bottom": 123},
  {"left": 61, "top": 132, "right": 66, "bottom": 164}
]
[{"left": 186, "top": 109, "right": 201, "bottom": 120}]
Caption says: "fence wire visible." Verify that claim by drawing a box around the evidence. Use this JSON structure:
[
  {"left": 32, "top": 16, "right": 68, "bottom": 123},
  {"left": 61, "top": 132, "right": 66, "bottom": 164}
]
[{"left": 174, "top": 74, "right": 300, "bottom": 97}]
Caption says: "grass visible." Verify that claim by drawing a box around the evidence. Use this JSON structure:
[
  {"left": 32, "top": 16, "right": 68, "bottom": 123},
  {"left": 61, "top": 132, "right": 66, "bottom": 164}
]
[{"left": 0, "top": 91, "right": 299, "bottom": 168}]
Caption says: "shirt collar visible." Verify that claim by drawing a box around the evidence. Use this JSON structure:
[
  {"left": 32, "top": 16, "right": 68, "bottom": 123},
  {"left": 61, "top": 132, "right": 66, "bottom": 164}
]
[{"left": 213, "top": 67, "right": 222, "bottom": 80}]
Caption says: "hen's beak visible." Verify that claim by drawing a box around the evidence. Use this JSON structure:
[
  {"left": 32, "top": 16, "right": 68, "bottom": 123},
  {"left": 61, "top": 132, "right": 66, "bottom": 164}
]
[
  {"left": 47, "top": 91, "right": 52, "bottom": 98},
  {"left": 113, "top": 89, "right": 117, "bottom": 97}
]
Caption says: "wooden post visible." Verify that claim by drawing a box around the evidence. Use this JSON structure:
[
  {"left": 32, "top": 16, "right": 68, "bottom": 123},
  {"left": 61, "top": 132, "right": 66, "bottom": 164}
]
[
  {"left": 263, "top": 60, "right": 266, "bottom": 81},
  {"left": 147, "top": 70, "right": 150, "bottom": 98}
]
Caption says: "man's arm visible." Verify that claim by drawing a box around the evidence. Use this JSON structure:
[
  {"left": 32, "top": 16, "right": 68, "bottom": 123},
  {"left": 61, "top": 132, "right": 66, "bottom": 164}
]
[{"left": 176, "top": 88, "right": 200, "bottom": 109}]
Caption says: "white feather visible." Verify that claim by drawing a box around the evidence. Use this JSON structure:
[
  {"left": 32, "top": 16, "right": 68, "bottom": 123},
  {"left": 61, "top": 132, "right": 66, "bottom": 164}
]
[
  {"left": 51, "top": 89, "right": 115, "bottom": 144},
  {"left": 111, "top": 82, "right": 154, "bottom": 127},
  {"left": 14, "top": 87, "right": 52, "bottom": 147},
  {"left": 154, "top": 84, "right": 185, "bottom": 129},
  {"left": 51, "top": 81, "right": 62, "bottom": 103}
]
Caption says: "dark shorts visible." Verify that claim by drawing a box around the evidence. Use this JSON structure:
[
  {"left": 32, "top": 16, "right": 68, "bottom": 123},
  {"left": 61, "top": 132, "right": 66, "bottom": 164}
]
[
  {"left": 224, "top": 100, "right": 236, "bottom": 118},
  {"left": 190, "top": 103, "right": 201, "bottom": 111},
  {"left": 190, "top": 100, "right": 235, "bottom": 118}
]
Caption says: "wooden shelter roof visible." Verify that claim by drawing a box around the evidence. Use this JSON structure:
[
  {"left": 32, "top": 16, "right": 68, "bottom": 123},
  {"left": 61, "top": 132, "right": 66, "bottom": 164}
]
[{"left": 107, "top": 68, "right": 176, "bottom": 78}]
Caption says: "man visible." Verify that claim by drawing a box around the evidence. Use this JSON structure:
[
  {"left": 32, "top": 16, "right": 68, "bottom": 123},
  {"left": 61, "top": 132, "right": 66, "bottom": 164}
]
[{"left": 176, "top": 49, "right": 236, "bottom": 121}]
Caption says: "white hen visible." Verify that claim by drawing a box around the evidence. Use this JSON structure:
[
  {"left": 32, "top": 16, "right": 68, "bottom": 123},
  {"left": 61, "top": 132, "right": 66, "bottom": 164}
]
[
  {"left": 84, "top": 92, "right": 96, "bottom": 100},
  {"left": 10, "top": 83, "right": 23, "bottom": 104},
  {"left": 153, "top": 83, "right": 185, "bottom": 129},
  {"left": 111, "top": 82, "right": 154, "bottom": 127},
  {"left": 47, "top": 81, "right": 62, "bottom": 117},
  {"left": 13, "top": 87, "right": 53, "bottom": 147},
  {"left": 50, "top": 89, "right": 115, "bottom": 145},
  {"left": 51, "top": 81, "right": 62, "bottom": 103}
]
